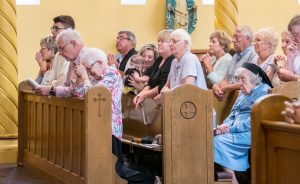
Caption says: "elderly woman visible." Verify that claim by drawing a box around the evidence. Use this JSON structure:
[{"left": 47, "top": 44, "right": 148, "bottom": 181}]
[
  {"left": 133, "top": 29, "right": 175, "bottom": 107},
  {"left": 200, "top": 30, "right": 232, "bottom": 87},
  {"left": 252, "top": 28, "right": 278, "bottom": 84},
  {"left": 124, "top": 44, "right": 158, "bottom": 93},
  {"left": 214, "top": 63, "right": 272, "bottom": 184},
  {"left": 35, "top": 36, "right": 58, "bottom": 85},
  {"left": 74, "top": 48, "right": 123, "bottom": 139},
  {"left": 159, "top": 29, "right": 207, "bottom": 93}
]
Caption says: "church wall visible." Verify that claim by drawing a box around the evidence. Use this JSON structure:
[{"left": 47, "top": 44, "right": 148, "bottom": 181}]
[{"left": 17, "top": 0, "right": 300, "bottom": 81}]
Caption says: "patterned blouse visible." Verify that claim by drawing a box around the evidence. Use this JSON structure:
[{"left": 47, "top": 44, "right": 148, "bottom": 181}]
[{"left": 72, "top": 66, "right": 123, "bottom": 139}]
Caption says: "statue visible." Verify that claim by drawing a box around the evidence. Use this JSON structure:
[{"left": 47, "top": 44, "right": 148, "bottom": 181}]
[{"left": 166, "top": 0, "right": 197, "bottom": 34}]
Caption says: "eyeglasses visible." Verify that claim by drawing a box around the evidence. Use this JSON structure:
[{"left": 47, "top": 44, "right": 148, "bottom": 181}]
[
  {"left": 50, "top": 26, "right": 65, "bottom": 31},
  {"left": 116, "top": 36, "right": 130, "bottom": 41},
  {"left": 58, "top": 42, "right": 70, "bottom": 52},
  {"left": 169, "top": 39, "right": 183, "bottom": 45}
]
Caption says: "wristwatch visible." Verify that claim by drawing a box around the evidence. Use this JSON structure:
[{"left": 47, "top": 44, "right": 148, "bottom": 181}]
[{"left": 49, "top": 86, "right": 56, "bottom": 96}]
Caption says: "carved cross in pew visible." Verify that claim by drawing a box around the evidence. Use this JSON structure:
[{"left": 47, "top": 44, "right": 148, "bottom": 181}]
[{"left": 93, "top": 93, "right": 106, "bottom": 117}]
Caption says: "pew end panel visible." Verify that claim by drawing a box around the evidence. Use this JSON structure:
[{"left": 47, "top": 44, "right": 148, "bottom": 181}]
[
  {"left": 18, "top": 82, "right": 121, "bottom": 184},
  {"left": 251, "top": 94, "right": 293, "bottom": 184},
  {"left": 269, "top": 81, "right": 300, "bottom": 99},
  {"left": 162, "top": 84, "right": 214, "bottom": 184}
]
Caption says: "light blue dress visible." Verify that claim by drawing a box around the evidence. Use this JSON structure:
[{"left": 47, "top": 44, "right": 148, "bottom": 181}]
[{"left": 214, "top": 83, "right": 270, "bottom": 171}]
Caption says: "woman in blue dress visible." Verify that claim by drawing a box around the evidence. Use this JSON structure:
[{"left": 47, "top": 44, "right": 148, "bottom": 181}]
[{"left": 214, "top": 63, "right": 273, "bottom": 184}]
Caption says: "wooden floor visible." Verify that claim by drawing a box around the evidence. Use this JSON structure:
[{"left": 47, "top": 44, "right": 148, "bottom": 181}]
[{"left": 0, "top": 164, "right": 51, "bottom": 184}]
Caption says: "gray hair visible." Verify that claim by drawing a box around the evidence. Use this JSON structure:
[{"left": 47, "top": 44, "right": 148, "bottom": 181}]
[
  {"left": 255, "top": 27, "right": 278, "bottom": 52},
  {"left": 118, "top": 30, "right": 136, "bottom": 47},
  {"left": 40, "top": 36, "right": 58, "bottom": 54},
  {"left": 80, "top": 48, "right": 108, "bottom": 66},
  {"left": 171, "top": 29, "right": 192, "bottom": 52},
  {"left": 236, "top": 26, "right": 253, "bottom": 43},
  {"left": 56, "top": 29, "right": 82, "bottom": 44},
  {"left": 235, "top": 67, "right": 262, "bottom": 85}
]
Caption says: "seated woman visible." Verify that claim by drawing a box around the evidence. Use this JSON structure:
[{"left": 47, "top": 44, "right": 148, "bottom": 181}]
[
  {"left": 252, "top": 28, "right": 278, "bottom": 85},
  {"left": 214, "top": 63, "right": 273, "bottom": 184},
  {"left": 35, "top": 36, "right": 58, "bottom": 85},
  {"left": 133, "top": 29, "right": 175, "bottom": 107},
  {"left": 200, "top": 30, "right": 232, "bottom": 87},
  {"left": 124, "top": 44, "right": 158, "bottom": 93},
  {"left": 74, "top": 48, "right": 156, "bottom": 184},
  {"left": 159, "top": 29, "right": 207, "bottom": 94}
]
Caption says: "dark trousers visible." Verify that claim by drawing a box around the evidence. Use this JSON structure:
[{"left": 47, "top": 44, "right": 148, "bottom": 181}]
[{"left": 112, "top": 136, "right": 155, "bottom": 184}]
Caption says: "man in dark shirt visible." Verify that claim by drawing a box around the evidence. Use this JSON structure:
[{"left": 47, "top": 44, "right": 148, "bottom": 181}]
[{"left": 108, "top": 30, "right": 138, "bottom": 76}]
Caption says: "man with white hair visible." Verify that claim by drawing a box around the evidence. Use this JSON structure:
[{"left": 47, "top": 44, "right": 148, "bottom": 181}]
[
  {"left": 35, "top": 29, "right": 88, "bottom": 97},
  {"left": 159, "top": 28, "right": 207, "bottom": 93},
  {"left": 213, "top": 26, "right": 258, "bottom": 101}
]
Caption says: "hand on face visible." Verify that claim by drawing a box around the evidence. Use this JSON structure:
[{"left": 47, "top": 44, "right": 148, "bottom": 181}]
[
  {"left": 75, "top": 64, "right": 88, "bottom": 80},
  {"left": 35, "top": 52, "right": 47, "bottom": 70}
]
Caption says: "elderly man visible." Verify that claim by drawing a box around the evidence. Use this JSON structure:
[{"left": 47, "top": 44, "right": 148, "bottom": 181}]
[
  {"left": 277, "top": 14, "right": 300, "bottom": 82},
  {"left": 108, "top": 30, "right": 138, "bottom": 76},
  {"left": 160, "top": 29, "right": 207, "bottom": 91},
  {"left": 213, "top": 26, "right": 258, "bottom": 101},
  {"left": 35, "top": 29, "right": 87, "bottom": 97},
  {"left": 35, "top": 15, "right": 75, "bottom": 87}
]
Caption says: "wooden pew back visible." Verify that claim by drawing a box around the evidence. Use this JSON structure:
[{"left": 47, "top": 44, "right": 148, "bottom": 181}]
[
  {"left": 269, "top": 81, "right": 300, "bottom": 99},
  {"left": 162, "top": 84, "right": 214, "bottom": 184},
  {"left": 18, "top": 82, "right": 115, "bottom": 184},
  {"left": 251, "top": 94, "right": 300, "bottom": 184}
]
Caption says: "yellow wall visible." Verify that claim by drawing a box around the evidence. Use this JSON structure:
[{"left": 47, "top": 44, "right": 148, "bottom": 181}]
[{"left": 17, "top": 0, "right": 300, "bottom": 81}]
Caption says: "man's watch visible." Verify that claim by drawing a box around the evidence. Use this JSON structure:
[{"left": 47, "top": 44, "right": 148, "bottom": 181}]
[{"left": 49, "top": 86, "right": 56, "bottom": 96}]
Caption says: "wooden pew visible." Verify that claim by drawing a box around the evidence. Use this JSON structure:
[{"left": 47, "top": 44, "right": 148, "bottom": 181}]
[
  {"left": 162, "top": 84, "right": 230, "bottom": 184},
  {"left": 251, "top": 94, "right": 300, "bottom": 184},
  {"left": 18, "top": 82, "right": 124, "bottom": 184},
  {"left": 269, "top": 81, "right": 300, "bottom": 99}
]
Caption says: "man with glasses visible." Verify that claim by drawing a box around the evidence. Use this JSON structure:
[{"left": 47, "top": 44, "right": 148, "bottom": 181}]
[
  {"left": 108, "top": 30, "right": 138, "bottom": 76},
  {"left": 35, "top": 15, "right": 75, "bottom": 87},
  {"left": 35, "top": 29, "right": 88, "bottom": 97}
]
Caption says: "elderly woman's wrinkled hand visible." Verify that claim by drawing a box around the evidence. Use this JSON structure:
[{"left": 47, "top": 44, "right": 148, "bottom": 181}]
[
  {"left": 216, "top": 124, "right": 229, "bottom": 134},
  {"left": 282, "top": 100, "right": 300, "bottom": 124},
  {"left": 75, "top": 64, "right": 88, "bottom": 80}
]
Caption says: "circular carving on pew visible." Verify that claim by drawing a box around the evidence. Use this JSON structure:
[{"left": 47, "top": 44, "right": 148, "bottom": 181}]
[{"left": 180, "top": 101, "right": 197, "bottom": 119}]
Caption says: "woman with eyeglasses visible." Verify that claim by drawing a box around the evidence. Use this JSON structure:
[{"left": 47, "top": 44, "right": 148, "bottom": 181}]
[
  {"left": 133, "top": 30, "right": 175, "bottom": 107},
  {"left": 214, "top": 63, "right": 272, "bottom": 184},
  {"left": 35, "top": 36, "right": 58, "bottom": 85},
  {"left": 74, "top": 48, "right": 156, "bottom": 184},
  {"left": 200, "top": 30, "right": 232, "bottom": 88},
  {"left": 155, "top": 29, "right": 207, "bottom": 104}
]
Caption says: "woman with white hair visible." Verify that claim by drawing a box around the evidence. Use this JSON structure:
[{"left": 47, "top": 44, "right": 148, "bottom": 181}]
[
  {"left": 158, "top": 29, "right": 207, "bottom": 100},
  {"left": 214, "top": 63, "right": 272, "bottom": 184},
  {"left": 74, "top": 48, "right": 123, "bottom": 139},
  {"left": 253, "top": 27, "right": 279, "bottom": 85}
]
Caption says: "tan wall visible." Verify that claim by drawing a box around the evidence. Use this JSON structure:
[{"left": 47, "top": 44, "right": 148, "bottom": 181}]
[{"left": 17, "top": 0, "right": 300, "bottom": 81}]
